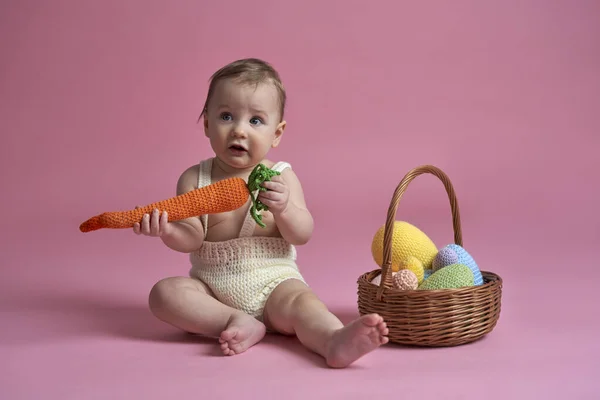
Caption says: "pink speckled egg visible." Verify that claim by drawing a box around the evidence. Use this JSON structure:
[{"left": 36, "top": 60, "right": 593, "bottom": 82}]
[{"left": 392, "top": 269, "right": 419, "bottom": 290}]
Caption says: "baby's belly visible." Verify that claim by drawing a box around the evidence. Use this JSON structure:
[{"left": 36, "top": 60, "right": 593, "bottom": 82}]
[{"left": 204, "top": 209, "right": 282, "bottom": 242}]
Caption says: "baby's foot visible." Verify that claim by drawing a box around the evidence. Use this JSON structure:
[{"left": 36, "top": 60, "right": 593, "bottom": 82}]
[
  {"left": 325, "top": 313, "right": 389, "bottom": 368},
  {"left": 219, "top": 312, "right": 266, "bottom": 356}
]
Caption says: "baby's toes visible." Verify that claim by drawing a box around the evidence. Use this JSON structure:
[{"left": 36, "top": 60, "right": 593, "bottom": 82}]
[
  {"left": 377, "top": 321, "right": 388, "bottom": 333},
  {"left": 364, "top": 314, "right": 382, "bottom": 327},
  {"left": 230, "top": 342, "right": 244, "bottom": 354},
  {"left": 377, "top": 324, "right": 389, "bottom": 343},
  {"left": 220, "top": 341, "right": 231, "bottom": 353}
]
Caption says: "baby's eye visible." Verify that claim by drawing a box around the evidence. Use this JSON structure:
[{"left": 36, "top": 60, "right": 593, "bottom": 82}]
[
  {"left": 220, "top": 112, "right": 232, "bottom": 121},
  {"left": 250, "top": 117, "right": 263, "bottom": 125}
]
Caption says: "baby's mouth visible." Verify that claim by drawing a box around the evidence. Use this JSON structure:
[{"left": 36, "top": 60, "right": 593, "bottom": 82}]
[{"left": 229, "top": 144, "right": 247, "bottom": 153}]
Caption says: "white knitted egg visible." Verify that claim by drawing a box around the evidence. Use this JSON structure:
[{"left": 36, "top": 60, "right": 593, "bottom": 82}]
[{"left": 371, "top": 272, "right": 397, "bottom": 286}]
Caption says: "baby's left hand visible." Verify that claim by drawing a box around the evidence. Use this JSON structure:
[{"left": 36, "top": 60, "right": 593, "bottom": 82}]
[{"left": 258, "top": 175, "right": 289, "bottom": 216}]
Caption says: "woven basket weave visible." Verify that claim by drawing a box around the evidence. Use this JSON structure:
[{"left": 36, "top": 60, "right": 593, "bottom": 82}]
[{"left": 357, "top": 165, "right": 502, "bottom": 347}]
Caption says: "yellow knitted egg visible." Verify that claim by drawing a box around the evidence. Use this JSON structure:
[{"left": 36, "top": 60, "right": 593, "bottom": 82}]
[
  {"left": 398, "top": 256, "right": 425, "bottom": 284},
  {"left": 371, "top": 221, "right": 438, "bottom": 272}
]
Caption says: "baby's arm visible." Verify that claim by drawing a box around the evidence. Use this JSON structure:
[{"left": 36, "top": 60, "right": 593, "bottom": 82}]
[
  {"left": 134, "top": 165, "right": 205, "bottom": 253},
  {"left": 260, "top": 168, "right": 314, "bottom": 245},
  {"left": 163, "top": 166, "right": 206, "bottom": 252}
]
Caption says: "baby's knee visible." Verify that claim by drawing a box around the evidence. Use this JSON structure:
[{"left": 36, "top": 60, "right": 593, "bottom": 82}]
[
  {"left": 290, "top": 289, "right": 322, "bottom": 310},
  {"left": 148, "top": 277, "right": 183, "bottom": 312}
]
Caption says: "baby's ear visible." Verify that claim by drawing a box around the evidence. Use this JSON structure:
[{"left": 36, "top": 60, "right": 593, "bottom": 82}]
[
  {"left": 272, "top": 120, "right": 286, "bottom": 147},
  {"left": 203, "top": 115, "right": 209, "bottom": 136}
]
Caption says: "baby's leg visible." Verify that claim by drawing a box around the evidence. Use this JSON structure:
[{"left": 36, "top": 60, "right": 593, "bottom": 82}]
[
  {"left": 262, "top": 279, "right": 388, "bottom": 368},
  {"left": 149, "top": 276, "right": 266, "bottom": 355}
]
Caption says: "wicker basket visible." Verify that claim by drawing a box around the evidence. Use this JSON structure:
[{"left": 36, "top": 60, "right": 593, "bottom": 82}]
[{"left": 357, "top": 165, "right": 502, "bottom": 347}]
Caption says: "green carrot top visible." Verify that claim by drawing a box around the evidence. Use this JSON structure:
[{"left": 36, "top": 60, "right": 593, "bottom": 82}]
[{"left": 247, "top": 163, "right": 281, "bottom": 228}]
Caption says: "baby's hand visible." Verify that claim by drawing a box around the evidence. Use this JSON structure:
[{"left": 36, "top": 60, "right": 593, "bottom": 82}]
[
  {"left": 133, "top": 208, "right": 173, "bottom": 237},
  {"left": 258, "top": 175, "right": 289, "bottom": 216}
]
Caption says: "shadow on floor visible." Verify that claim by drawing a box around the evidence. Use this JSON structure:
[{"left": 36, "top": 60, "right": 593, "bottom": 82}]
[
  {"left": 6, "top": 291, "right": 387, "bottom": 367},
  {"left": 6, "top": 295, "right": 185, "bottom": 340}
]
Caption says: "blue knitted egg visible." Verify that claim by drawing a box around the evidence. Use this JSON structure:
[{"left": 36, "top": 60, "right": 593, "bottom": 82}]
[
  {"left": 432, "top": 247, "right": 459, "bottom": 272},
  {"left": 444, "top": 244, "right": 483, "bottom": 286},
  {"left": 423, "top": 269, "right": 433, "bottom": 280}
]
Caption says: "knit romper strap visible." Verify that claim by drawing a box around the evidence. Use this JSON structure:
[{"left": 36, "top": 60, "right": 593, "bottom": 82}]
[
  {"left": 197, "top": 158, "right": 212, "bottom": 239},
  {"left": 196, "top": 158, "right": 292, "bottom": 239}
]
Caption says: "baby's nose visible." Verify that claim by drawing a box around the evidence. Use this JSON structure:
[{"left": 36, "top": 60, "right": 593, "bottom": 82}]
[{"left": 231, "top": 123, "right": 248, "bottom": 137}]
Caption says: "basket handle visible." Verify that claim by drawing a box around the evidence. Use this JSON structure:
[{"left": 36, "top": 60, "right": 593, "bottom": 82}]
[{"left": 377, "top": 165, "right": 463, "bottom": 301}]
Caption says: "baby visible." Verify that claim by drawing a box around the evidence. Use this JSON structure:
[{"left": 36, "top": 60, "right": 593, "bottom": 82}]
[{"left": 134, "top": 58, "right": 388, "bottom": 368}]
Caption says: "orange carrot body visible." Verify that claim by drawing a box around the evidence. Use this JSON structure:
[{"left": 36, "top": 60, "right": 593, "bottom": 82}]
[{"left": 79, "top": 177, "right": 249, "bottom": 232}]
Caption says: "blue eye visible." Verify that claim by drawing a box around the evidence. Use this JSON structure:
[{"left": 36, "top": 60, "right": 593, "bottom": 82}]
[
  {"left": 250, "top": 117, "right": 263, "bottom": 125},
  {"left": 220, "top": 113, "right": 232, "bottom": 121}
]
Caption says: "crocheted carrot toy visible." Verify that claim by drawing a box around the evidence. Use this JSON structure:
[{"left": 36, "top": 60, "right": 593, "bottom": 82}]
[
  {"left": 79, "top": 163, "right": 280, "bottom": 232},
  {"left": 247, "top": 163, "right": 280, "bottom": 228}
]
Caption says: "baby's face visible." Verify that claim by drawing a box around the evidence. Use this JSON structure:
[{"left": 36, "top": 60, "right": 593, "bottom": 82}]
[{"left": 204, "top": 78, "right": 285, "bottom": 170}]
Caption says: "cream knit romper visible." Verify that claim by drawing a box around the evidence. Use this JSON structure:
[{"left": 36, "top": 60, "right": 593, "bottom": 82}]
[{"left": 188, "top": 157, "right": 307, "bottom": 320}]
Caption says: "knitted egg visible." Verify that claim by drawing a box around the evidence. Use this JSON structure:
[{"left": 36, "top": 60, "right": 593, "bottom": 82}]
[
  {"left": 371, "top": 221, "right": 438, "bottom": 272},
  {"left": 398, "top": 256, "right": 425, "bottom": 284},
  {"left": 392, "top": 269, "right": 419, "bottom": 290},
  {"left": 423, "top": 269, "right": 433, "bottom": 280},
  {"left": 437, "top": 244, "right": 483, "bottom": 286},
  {"left": 371, "top": 272, "right": 397, "bottom": 286},
  {"left": 432, "top": 247, "right": 459, "bottom": 271},
  {"left": 418, "top": 263, "right": 474, "bottom": 290},
  {"left": 371, "top": 274, "right": 382, "bottom": 286}
]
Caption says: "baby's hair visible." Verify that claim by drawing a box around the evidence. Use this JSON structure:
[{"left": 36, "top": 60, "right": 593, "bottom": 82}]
[{"left": 198, "top": 58, "right": 286, "bottom": 122}]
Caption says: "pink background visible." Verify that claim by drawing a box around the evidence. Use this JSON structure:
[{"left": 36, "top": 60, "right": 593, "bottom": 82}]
[{"left": 2, "top": 0, "right": 599, "bottom": 399}]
